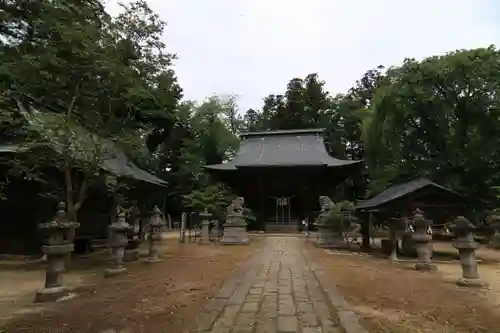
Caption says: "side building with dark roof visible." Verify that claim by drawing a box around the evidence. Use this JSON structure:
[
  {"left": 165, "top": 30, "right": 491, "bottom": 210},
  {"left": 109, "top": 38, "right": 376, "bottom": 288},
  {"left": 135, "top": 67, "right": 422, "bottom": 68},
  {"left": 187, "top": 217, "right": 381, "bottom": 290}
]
[
  {"left": 0, "top": 101, "right": 168, "bottom": 254},
  {"left": 204, "top": 128, "right": 363, "bottom": 232}
]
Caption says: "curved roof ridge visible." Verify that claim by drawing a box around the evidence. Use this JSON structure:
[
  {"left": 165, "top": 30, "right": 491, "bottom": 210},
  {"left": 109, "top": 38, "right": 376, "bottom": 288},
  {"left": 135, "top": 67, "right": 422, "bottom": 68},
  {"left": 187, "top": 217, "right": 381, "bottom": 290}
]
[
  {"left": 206, "top": 129, "right": 362, "bottom": 171},
  {"left": 240, "top": 128, "right": 324, "bottom": 139}
]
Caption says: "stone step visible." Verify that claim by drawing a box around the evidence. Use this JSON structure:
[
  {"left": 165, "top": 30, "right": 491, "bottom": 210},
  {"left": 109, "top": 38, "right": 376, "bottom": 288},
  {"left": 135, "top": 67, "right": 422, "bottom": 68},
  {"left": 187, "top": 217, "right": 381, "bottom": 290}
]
[{"left": 266, "top": 223, "right": 299, "bottom": 233}]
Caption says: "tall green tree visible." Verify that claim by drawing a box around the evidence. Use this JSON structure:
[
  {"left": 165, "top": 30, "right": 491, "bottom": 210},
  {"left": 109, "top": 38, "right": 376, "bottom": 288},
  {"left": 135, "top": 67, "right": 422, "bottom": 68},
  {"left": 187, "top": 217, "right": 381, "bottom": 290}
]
[
  {"left": 0, "top": 0, "right": 182, "bottom": 219},
  {"left": 154, "top": 97, "right": 239, "bottom": 215},
  {"left": 364, "top": 46, "right": 500, "bottom": 208}
]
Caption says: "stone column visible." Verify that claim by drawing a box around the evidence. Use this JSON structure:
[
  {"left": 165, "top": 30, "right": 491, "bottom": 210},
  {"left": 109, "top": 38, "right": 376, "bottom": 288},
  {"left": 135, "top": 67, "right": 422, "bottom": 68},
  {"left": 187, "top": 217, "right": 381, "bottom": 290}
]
[
  {"left": 180, "top": 212, "right": 186, "bottom": 243},
  {"left": 199, "top": 209, "right": 211, "bottom": 244},
  {"left": 411, "top": 209, "right": 437, "bottom": 271},
  {"left": 105, "top": 211, "right": 131, "bottom": 277},
  {"left": 35, "top": 202, "right": 79, "bottom": 303},
  {"left": 146, "top": 206, "right": 165, "bottom": 263},
  {"left": 124, "top": 205, "right": 141, "bottom": 262},
  {"left": 221, "top": 197, "right": 250, "bottom": 245},
  {"left": 452, "top": 216, "right": 488, "bottom": 287}
]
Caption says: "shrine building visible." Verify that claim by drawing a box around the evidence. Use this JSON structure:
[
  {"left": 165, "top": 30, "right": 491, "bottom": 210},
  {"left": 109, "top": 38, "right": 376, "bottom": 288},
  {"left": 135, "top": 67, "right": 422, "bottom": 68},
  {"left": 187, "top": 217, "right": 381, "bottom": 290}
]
[{"left": 204, "top": 129, "right": 363, "bottom": 232}]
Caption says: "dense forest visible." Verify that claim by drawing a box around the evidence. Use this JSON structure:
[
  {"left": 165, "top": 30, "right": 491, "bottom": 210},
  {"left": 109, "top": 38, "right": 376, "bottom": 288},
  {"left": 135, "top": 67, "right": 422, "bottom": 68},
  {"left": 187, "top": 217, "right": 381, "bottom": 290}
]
[{"left": 2, "top": 0, "right": 500, "bottom": 221}]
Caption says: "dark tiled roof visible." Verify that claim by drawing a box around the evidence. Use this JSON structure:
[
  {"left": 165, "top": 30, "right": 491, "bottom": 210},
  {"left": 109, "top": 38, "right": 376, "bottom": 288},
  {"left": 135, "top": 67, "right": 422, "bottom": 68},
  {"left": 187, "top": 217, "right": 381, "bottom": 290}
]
[
  {"left": 205, "top": 129, "right": 362, "bottom": 170},
  {"left": 354, "top": 178, "right": 461, "bottom": 210}
]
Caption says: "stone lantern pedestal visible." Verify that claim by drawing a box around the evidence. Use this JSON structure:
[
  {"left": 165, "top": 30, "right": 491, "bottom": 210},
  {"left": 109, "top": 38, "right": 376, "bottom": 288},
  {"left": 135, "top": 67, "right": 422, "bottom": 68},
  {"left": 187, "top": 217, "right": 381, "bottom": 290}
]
[
  {"left": 411, "top": 209, "right": 436, "bottom": 271},
  {"left": 199, "top": 209, "right": 211, "bottom": 245},
  {"left": 413, "top": 233, "right": 436, "bottom": 271},
  {"left": 146, "top": 206, "right": 165, "bottom": 263},
  {"left": 35, "top": 202, "right": 79, "bottom": 303},
  {"left": 221, "top": 197, "right": 249, "bottom": 245},
  {"left": 105, "top": 211, "right": 131, "bottom": 277},
  {"left": 452, "top": 216, "right": 488, "bottom": 287},
  {"left": 124, "top": 206, "right": 141, "bottom": 262}
]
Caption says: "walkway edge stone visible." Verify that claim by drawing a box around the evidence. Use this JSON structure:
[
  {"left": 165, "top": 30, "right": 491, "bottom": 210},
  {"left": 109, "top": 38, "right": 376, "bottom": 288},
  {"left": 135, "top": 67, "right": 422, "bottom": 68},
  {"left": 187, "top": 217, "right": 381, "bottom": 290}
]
[{"left": 303, "top": 249, "right": 369, "bottom": 333}]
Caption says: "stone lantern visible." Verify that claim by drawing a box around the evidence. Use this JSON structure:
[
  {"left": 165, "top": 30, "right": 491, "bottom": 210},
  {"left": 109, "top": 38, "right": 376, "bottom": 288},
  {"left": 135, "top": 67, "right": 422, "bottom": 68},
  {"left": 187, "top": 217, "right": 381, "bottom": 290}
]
[
  {"left": 199, "top": 209, "right": 211, "bottom": 244},
  {"left": 452, "top": 216, "right": 488, "bottom": 287},
  {"left": 486, "top": 210, "right": 500, "bottom": 249},
  {"left": 146, "top": 205, "right": 165, "bottom": 263},
  {"left": 411, "top": 208, "right": 436, "bottom": 271},
  {"left": 35, "top": 202, "right": 79, "bottom": 303},
  {"left": 124, "top": 205, "right": 141, "bottom": 262},
  {"left": 104, "top": 211, "right": 131, "bottom": 277}
]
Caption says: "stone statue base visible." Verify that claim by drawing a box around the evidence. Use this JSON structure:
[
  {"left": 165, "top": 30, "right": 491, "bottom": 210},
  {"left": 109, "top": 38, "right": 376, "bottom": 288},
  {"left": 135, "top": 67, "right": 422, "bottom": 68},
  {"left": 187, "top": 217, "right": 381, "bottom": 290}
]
[
  {"left": 220, "top": 223, "right": 249, "bottom": 245},
  {"left": 389, "top": 251, "right": 399, "bottom": 262},
  {"left": 104, "top": 267, "right": 127, "bottom": 277},
  {"left": 124, "top": 249, "right": 140, "bottom": 262},
  {"left": 200, "top": 221, "right": 211, "bottom": 245},
  {"left": 199, "top": 238, "right": 211, "bottom": 245},
  {"left": 316, "top": 229, "right": 343, "bottom": 248},
  {"left": 316, "top": 231, "right": 332, "bottom": 247},
  {"left": 456, "top": 278, "right": 489, "bottom": 288},
  {"left": 145, "top": 257, "right": 162, "bottom": 264},
  {"left": 415, "top": 262, "right": 437, "bottom": 271},
  {"left": 35, "top": 286, "right": 70, "bottom": 303},
  {"left": 487, "top": 234, "right": 500, "bottom": 249}
]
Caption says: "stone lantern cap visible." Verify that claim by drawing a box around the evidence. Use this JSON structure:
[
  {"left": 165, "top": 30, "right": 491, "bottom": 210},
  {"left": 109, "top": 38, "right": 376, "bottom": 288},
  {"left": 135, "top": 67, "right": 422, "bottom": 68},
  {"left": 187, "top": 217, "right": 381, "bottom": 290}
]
[
  {"left": 39, "top": 202, "right": 79, "bottom": 230},
  {"left": 200, "top": 208, "right": 212, "bottom": 219},
  {"left": 149, "top": 205, "right": 165, "bottom": 227},
  {"left": 412, "top": 208, "right": 431, "bottom": 230},
  {"left": 109, "top": 211, "right": 131, "bottom": 232},
  {"left": 453, "top": 216, "right": 476, "bottom": 232},
  {"left": 452, "top": 216, "right": 478, "bottom": 250}
]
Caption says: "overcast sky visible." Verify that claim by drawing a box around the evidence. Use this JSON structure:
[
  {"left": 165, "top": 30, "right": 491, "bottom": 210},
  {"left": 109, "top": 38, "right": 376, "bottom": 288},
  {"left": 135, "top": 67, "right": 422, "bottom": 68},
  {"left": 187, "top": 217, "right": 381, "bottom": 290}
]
[{"left": 106, "top": 0, "right": 500, "bottom": 112}]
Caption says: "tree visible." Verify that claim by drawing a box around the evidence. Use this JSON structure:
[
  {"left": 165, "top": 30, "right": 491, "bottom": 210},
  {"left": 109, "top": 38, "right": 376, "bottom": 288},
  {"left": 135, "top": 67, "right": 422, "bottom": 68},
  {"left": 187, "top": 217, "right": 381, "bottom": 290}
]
[
  {"left": 182, "top": 184, "right": 232, "bottom": 215},
  {"left": 0, "top": 0, "right": 182, "bottom": 221},
  {"left": 153, "top": 97, "right": 240, "bottom": 216},
  {"left": 364, "top": 46, "right": 500, "bottom": 208}
]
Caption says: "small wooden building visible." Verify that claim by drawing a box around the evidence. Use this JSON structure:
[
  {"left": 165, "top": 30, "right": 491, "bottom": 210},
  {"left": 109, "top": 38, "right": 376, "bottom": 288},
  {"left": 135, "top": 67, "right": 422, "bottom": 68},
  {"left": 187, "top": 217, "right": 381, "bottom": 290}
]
[
  {"left": 355, "top": 177, "right": 465, "bottom": 224},
  {"left": 0, "top": 101, "right": 168, "bottom": 254}
]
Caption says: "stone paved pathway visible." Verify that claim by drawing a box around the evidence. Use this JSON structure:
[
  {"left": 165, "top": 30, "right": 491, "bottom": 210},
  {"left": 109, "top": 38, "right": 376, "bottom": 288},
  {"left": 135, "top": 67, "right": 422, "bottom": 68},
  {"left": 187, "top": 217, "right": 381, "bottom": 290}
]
[{"left": 191, "top": 236, "right": 357, "bottom": 333}]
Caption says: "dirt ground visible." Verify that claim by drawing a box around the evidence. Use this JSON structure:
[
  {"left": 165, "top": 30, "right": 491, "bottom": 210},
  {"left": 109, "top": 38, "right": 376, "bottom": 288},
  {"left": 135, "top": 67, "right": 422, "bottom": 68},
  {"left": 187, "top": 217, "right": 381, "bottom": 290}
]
[
  {"left": 307, "top": 241, "right": 500, "bottom": 333},
  {"left": 0, "top": 239, "right": 263, "bottom": 333}
]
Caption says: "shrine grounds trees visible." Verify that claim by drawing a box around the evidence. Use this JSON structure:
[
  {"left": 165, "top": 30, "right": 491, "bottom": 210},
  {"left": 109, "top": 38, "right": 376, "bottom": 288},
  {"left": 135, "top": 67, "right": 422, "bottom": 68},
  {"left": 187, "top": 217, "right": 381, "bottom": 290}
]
[
  {"left": 0, "top": 0, "right": 182, "bottom": 220},
  {"left": 241, "top": 47, "right": 500, "bottom": 215},
  {"left": 3, "top": 1, "right": 500, "bottom": 332},
  {"left": 360, "top": 47, "right": 500, "bottom": 211},
  {"left": 3, "top": 1, "right": 500, "bottom": 220}
]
